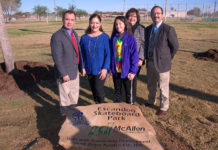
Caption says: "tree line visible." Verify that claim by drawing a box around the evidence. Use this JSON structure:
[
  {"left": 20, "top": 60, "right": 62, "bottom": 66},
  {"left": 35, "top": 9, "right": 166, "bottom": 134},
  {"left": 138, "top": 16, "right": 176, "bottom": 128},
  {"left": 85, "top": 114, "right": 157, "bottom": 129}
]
[
  {"left": 0, "top": 0, "right": 89, "bottom": 22},
  {"left": 2, "top": 0, "right": 218, "bottom": 23}
]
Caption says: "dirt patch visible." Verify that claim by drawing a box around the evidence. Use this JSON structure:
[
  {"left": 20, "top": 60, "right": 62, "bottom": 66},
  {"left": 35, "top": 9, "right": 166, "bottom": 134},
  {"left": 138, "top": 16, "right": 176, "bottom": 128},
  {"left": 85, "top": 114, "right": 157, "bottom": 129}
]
[
  {"left": 193, "top": 49, "right": 218, "bottom": 62},
  {"left": 0, "top": 61, "right": 54, "bottom": 96}
]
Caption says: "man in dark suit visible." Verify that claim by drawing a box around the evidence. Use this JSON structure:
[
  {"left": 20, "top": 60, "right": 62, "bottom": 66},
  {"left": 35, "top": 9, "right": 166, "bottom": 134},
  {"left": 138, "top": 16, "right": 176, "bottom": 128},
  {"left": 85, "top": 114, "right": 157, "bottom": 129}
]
[
  {"left": 50, "top": 10, "right": 83, "bottom": 115},
  {"left": 143, "top": 6, "right": 179, "bottom": 116}
]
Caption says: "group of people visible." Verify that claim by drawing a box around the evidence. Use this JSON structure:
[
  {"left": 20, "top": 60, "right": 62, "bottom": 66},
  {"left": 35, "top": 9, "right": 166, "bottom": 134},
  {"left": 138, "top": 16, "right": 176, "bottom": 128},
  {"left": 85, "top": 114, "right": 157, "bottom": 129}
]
[{"left": 50, "top": 6, "right": 179, "bottom": 116}]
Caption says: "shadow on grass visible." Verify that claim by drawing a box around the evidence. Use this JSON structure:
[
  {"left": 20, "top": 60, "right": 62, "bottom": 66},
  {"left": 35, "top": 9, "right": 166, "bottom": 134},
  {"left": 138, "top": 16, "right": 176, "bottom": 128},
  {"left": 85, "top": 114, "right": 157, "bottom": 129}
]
[
  {"left": 80, "top": 76, "right": 114, "bottom": 103},
  {"left": 178, "top": 49, "right": 196, "bottom": 53},
  {"left": 80, "top": 75, "right": 145, "bottom": 105},
  {"left": 19, "top": 28, "right": 85, "bottom": 35},
  {"left": 19, "top": 28, "right": 53, "bottom": 34},
  {"left": 138, "top": 74, "right": 218, "bottom": 104},
  {"left": 11, "top": 64, "right": 91, "bottom": 149}
]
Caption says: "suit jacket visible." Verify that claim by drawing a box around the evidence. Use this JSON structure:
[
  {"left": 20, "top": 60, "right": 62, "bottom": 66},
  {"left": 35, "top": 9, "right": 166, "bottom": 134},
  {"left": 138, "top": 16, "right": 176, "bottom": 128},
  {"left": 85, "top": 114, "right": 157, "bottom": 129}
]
[
  {"left": 51, "top": 26, "right": 82, "bottom": 80},
  {"left": 145, "top": 23, "right": 179, "bottom": 73}
]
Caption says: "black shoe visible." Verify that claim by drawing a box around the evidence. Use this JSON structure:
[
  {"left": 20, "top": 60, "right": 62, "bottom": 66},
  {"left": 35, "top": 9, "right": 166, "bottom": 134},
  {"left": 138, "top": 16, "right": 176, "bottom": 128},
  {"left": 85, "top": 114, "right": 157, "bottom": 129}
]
[
  {"left": 114, "top": 100, "right": 119, "bottom": 103},
  {"left": 141, "top": 101, "right": 153, "bottom": 107},
  {"left": 95, "top": 101, "right": 100, "bottom": 104}
]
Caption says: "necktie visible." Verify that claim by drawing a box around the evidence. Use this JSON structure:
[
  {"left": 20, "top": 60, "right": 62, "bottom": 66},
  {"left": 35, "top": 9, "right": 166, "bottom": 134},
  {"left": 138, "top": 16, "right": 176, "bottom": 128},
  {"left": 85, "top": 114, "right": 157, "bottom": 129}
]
[
  {"left": 150, "top": 26, "right": 156, "bottom": 43},
  {"left": 148, "top": 26, "right": 156, "bottom": 58},
  {"left": 71, "top": 31, "right": 79, "bottom": 64}
]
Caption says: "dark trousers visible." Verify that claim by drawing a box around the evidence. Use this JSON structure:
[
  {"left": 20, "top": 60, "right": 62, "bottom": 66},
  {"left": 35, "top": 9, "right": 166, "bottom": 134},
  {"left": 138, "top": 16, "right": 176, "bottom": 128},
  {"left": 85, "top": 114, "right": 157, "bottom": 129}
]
[
  {"left": 120, "top": 66, "right": 141, "bottom": 104},
  {"left": 136, "top": 66, "right": 142, "bottom": 76},
  {"left": 88, "top": 75, "right": 105, "bottom": 103},
  {"left": 113, "top": 74, "right": 135, "bottom": 104}
]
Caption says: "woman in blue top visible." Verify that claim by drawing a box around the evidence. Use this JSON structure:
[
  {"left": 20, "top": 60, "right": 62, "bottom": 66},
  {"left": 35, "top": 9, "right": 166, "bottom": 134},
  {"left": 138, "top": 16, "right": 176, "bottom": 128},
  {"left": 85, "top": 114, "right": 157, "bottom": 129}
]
[
  {"left": 110, "top": 16, "right": 139, "bottom": 105},
  {"left": 80, "top": 14, "right": 110, "bottom": 104}
]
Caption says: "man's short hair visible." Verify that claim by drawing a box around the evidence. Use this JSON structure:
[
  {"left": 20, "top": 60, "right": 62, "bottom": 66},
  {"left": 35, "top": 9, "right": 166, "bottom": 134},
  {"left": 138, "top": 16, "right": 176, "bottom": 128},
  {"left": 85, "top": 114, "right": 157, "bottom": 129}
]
[
  {"left": 62, "top": 10, "right": 76, "bottom": 20},
  {"left": 151, "top": 6, "right": 163, "bottom": 15}
]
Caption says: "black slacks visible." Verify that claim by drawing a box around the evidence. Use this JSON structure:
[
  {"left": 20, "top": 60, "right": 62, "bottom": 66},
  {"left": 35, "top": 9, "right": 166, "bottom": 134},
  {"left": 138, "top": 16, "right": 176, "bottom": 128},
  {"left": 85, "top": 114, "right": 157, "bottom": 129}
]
[
  {"left": 113, "top": 74, "right": 135, "bottom": 105},
  {"left": 88, "top": 75, "right": 106, "bottom": 103}
]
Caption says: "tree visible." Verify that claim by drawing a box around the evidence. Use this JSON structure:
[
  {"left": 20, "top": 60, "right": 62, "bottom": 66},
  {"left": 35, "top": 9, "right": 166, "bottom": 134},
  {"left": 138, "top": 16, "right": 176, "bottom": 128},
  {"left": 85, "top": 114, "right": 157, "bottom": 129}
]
[
  {"left": 75, "top": 9, "right": 88, "bottom": 20},
  {"left": 14, "top": 11, "right": 23, "bottom": 15},
  {"left": 138, "top": 8, "right": 147, "bottom": 11},
  {"left": 170, "top": 7, "right": 175, "bottom": 11},
  {"left": 187, "top": 7, "right": 201, "bottom": 17},
  {"left": 33, "top": 5, "right": 47, "bottom": 21},
  {"left": 0, "top": 0, "right": 21, "bottom": 22},
  {"left": 0, "top": 2, "right": 15, "bottom": 73},
  {"left": 93, "top": 10, "right": 103, "bottom": 15},
  {"left": 111, "top": 11, "right": 122, "bottom": 15},
  {"left": 56, "top": 6, "right": 67, "bottom": 18},
  {"left": 68, "top": 4, "right": 76, "bottom": 11}
]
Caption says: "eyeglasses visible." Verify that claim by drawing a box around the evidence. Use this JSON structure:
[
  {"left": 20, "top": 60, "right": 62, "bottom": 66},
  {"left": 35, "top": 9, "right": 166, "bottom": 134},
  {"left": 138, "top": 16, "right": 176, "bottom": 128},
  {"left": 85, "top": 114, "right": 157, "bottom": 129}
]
[
  {"left": 129, "top": 15, "right": 137, "bottom": 18},
  {"left": 152, "top": 12, "right": 162, "bottom": 15}
]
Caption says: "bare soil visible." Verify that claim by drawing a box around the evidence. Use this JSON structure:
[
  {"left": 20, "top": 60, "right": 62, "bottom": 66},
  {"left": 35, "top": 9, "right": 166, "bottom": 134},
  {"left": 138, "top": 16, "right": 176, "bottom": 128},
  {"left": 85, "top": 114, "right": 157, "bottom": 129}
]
[
  {"left": 193, "top": 49, "right": 218, "bottom": 62},
  {"left": 0, "top": 60, "right": 54, "bottom": 96},
  {"left": 0, "top": 61, "right": 192, "bottom": 150}
]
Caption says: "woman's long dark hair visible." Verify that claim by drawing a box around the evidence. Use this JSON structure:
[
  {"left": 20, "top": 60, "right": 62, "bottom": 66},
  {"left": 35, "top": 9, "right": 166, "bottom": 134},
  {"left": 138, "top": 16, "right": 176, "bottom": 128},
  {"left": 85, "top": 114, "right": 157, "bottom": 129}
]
[
  {"left": 85, "top": 13, "right": 104, "bottom": 34},
  {"left": 111, "top": 16, "right": 133, "bottom": 37}
]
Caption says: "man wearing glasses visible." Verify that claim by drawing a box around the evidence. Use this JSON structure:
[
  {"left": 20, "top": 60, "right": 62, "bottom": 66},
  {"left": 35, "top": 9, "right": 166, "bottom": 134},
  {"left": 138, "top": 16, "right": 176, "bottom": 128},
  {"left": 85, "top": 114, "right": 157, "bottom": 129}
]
[{"left": 143, "top": 6, "right": 179, "bottom": 116}]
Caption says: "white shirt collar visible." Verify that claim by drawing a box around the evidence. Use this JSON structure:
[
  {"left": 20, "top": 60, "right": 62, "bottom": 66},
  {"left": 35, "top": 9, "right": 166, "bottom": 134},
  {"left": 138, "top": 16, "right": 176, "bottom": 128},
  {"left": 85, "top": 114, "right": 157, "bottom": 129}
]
[{"left": 153, "top": 21, "right": 163, "bottom": 29}]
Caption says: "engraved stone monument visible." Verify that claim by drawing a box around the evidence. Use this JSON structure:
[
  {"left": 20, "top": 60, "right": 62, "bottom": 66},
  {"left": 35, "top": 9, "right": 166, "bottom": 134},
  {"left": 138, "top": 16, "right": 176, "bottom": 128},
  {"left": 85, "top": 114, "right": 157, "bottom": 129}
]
[{"left": 59, "top": 103, "right": 163, "bottom": 150}]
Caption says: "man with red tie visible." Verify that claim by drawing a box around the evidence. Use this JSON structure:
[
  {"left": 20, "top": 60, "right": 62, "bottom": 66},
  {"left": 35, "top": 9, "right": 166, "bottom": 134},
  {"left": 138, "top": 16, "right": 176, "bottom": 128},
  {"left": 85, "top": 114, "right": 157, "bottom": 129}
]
[{"left": 51, "top": 10, "right": 83, "bottom": 115}]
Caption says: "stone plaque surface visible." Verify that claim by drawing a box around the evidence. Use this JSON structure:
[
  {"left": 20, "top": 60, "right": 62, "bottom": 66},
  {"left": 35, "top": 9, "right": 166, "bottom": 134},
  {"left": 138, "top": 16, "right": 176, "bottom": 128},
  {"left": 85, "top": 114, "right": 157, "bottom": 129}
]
[{"left": 59, "top": 103, "right": 163, "bottom": 150}]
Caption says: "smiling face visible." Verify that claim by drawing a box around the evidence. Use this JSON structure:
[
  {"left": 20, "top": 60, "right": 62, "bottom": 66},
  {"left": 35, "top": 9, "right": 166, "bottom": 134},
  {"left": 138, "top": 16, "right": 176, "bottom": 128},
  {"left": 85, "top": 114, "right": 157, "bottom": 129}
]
[
  {"left": 115, "top": 19, "right": 125, "bottom": 34},
  {"left": 90, "top": 16, "right": 101, "bottom": 33},
  {"left": 151, "top": 7, "right": 163, "bottom": 25},
  {"left": 63, "top": 13, "right": 76, "bottom": 30},
  {"left": 128, "top": 12, "right": 137, "bottom": 26}
]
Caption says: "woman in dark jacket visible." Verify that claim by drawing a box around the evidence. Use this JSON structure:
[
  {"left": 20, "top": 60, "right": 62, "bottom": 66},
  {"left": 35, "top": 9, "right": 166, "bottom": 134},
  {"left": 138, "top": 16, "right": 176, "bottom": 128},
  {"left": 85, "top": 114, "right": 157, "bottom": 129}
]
[{"left": 126, "top": 8, "right": 146, "bottom": 103}]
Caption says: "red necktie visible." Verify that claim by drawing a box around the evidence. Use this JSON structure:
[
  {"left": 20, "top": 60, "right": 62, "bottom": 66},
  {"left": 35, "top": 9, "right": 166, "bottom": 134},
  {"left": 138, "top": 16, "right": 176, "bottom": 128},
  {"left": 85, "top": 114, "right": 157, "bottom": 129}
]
[{"left": 71, "top": 31, "right": 79, "bottom": 63}]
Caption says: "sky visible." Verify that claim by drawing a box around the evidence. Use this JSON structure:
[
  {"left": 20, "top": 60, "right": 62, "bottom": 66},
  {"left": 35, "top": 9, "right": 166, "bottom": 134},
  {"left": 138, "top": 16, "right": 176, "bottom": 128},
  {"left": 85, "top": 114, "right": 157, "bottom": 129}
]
[{"left": 20, "top": 0, "right": 216, "bottom": 13}]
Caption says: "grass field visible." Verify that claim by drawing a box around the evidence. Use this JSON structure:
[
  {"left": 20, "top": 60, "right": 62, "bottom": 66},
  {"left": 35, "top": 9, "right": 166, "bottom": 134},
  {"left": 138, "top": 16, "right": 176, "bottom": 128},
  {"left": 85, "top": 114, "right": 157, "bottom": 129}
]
[{"left": 0, "top": 19, "right": 218, "bottom": 150}]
